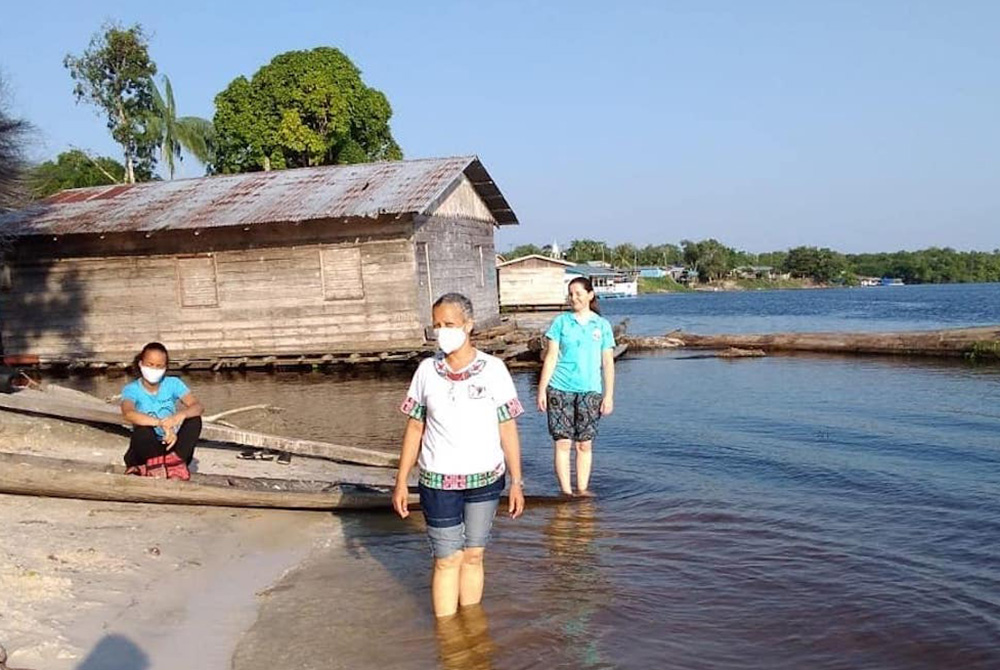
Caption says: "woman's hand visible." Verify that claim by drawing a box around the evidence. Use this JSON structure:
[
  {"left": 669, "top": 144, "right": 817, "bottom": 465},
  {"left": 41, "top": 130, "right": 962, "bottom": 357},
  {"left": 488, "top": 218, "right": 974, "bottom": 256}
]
[
  {"left": 537, "top": 392, "right": 547, "bottom": 413},
  {"left": 508, "top": 483, "right": 525, "bottom": 519},
  {"left": 161, "top": 413, "right": 185, "bottom": 431},
  {"left": 392, "top": 482, "right": 410, "bottom": 519},
  {"left": 161, "top": 427, "right": 178, "bottom": 450},
  {"left": 600, "top": 396, "right": 614, "bottom": 416}
]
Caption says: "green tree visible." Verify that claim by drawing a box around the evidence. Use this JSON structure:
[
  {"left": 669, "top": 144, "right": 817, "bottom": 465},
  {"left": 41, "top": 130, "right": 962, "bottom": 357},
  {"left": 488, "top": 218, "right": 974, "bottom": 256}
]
[
  {"left": 506, "top": 243, "right": 544, "bottom": 259},
  {"left": 212, "top": 47, "right": 402, "bottom": 173},
  {"left": 28, "top": 150, "right": 128, "bottom": 199},
  {"left": 64, "top": 22, "right": 158, "bottom": 183},
  {"left": 611, "top": 243, "right": 639, "bottom": 268},
  {"left": 682, "top": 238, "right": 734, "bottom": 281},
  {"left": 149, "top": 75, "right": 214, "bottom": 179},
  {"left": 566, "top": 239, "right": 610, "bottom": 263}
]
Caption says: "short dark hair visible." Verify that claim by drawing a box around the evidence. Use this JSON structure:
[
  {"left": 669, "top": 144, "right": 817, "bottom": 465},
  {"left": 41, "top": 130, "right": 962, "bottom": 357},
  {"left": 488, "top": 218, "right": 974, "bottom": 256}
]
[{"left": 432, "top": 293, "right": 474, "bottom": 320}]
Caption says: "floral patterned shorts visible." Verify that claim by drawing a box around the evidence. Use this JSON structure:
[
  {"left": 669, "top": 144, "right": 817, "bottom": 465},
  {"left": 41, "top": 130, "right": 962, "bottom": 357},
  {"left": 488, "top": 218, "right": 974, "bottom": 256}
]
[{"left": 546, "top": 387, "right": 603, "bottom": 441}]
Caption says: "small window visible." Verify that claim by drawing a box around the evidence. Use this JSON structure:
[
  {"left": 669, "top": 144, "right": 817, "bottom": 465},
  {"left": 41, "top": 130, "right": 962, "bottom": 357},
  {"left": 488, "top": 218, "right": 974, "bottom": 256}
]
[
  {"left": 0, "top": 264, "right": 11, "bottom": 292},
  {"left": 176, "top": 256, "right": 219, "bottom": 307},
  {"left": 320, "top": 246, "right": 364, "bottom": 301}
]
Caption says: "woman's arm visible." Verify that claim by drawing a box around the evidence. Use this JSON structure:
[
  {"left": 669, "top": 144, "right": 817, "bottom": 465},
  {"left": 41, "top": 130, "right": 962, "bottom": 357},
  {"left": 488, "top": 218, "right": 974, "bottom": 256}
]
[
  {"left": 393, "top": 418, "right": 424, "bottom": 519},
  {"left": 600, "top": 349, "right": 615, "bottom": 415},
  {"left": 120, "top": 399, "right": 162, "bottom": 427},
  {"left": 161, "top": 392, "right": 204, "bottom": 431},
  {"left": 537, "top": 339, "right": 560, "bottom": 412},
  {"left": 499, "top": 420, "right": 525, "bottom": 519}
]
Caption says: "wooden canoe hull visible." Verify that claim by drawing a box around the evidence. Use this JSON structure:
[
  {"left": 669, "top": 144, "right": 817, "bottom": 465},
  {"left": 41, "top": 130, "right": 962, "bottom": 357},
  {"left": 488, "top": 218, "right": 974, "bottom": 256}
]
[
  {"left": 0, "top": 387, "right": 398, "bottom": 467},
  {"left": 0, "top": 452, "right": 403, "bottom": 511}
]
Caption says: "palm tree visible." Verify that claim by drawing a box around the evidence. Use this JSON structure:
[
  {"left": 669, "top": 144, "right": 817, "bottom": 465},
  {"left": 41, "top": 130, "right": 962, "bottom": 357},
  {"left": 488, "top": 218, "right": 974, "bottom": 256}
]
[{"left": 149, "top": 75, "right": 214, "bottom": 179}]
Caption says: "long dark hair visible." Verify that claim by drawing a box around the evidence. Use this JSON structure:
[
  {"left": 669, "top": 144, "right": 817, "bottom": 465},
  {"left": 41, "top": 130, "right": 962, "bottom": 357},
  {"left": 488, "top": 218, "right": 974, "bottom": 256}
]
[
  {"left": 132, "top": 342, "right": 169, "bottom": 377},
  {"left": 568, "top": 277, "right": 600, "bottom": 314}
]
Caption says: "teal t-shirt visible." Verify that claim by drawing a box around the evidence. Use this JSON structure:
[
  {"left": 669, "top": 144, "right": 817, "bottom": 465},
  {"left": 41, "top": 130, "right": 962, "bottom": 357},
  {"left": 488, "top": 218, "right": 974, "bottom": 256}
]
[
  {"left": 545, "top": 312, "right": 616, "bottom": 394},
  {"left": 121, "top": 376, "right": 190, "bottom": 436}
]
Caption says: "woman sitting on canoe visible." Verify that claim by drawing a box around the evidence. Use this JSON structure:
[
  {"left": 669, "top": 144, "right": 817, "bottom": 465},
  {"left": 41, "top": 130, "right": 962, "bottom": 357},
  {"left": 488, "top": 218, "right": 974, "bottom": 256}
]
[
  {"left": 120, "top": 342, "right": 204, "bottom": 480},
  {"left": 393, "top": 293, "right": 526, "bottom": 618}
]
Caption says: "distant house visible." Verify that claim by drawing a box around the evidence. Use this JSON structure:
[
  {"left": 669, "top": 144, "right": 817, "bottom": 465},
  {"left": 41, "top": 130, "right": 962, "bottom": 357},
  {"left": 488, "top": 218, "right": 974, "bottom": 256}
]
[
  {"left": 497, "top": 254, "right": 575, "bottom": 310},
  {"left": 638, "top": 266, "right": 666, "bottom": 278},
  {"left": 567, "top": 264, "right": 638, "bottom": 298},
  {"left": 0, "top": 156, "right": 518, "bottom": 365},
  {"left": 732, "top": 265, "right": 776, "bottom": 280}
]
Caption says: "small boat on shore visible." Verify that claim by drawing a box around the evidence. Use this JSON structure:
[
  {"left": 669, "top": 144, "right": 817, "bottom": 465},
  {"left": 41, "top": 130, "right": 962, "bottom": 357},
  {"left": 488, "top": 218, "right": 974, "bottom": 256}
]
[{"left": 0, "top": 451, "right": 404, "bottom": 510}]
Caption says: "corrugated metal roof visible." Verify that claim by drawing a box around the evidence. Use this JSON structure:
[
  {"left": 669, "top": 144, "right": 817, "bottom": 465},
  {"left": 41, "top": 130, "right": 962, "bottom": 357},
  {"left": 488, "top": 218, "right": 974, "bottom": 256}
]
[{"left": 0, "top": 156, "right": 518, "bottom": 237}]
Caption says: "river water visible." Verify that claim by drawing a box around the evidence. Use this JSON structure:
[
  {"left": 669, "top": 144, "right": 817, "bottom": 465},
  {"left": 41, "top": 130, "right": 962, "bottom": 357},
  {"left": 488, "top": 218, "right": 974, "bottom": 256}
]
[{"left": 67, "top": 284, "right": 1000, "bottom": 669}]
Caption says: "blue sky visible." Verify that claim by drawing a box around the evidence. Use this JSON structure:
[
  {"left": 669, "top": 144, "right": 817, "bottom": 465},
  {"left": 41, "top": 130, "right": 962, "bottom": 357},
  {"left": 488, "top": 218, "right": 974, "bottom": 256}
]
[{"left": 2, "top": 1, "right": 998, "bottom": 254}]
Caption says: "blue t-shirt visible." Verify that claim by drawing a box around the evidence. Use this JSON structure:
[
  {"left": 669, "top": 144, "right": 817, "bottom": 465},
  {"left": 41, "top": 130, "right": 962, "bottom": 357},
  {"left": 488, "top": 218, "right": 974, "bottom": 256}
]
[
  {"left": 545, "top": 312, "right": 616, "bottom": 394},
  {"left": 121, "top": 376, "right": 190, "bottom": 436}
]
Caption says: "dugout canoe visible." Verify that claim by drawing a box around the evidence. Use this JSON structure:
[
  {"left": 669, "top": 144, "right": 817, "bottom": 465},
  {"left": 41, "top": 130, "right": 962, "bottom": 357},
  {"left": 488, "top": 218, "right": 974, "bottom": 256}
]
[
  {"left": 0, "top": 386, "right": 398, "bottom": 467},
  {"left": 0, "top": 451, "right": 405, "bottom": 511}
]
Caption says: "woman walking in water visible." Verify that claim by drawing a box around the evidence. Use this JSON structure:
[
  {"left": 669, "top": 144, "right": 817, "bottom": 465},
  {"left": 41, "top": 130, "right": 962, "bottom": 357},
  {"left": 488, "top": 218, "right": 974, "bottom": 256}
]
[
  {"left": 393, "top": 293, "right": 525, "bottom": 618},
  {"left": 537, "top": 277, "right": 616, "bottom": 496}
]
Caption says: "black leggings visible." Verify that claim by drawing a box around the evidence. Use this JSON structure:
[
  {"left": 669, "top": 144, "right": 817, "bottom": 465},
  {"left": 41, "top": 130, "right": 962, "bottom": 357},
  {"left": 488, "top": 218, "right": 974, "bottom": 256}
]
[{"left": 124, "top": 417, "right": 202, "bottom": 467}]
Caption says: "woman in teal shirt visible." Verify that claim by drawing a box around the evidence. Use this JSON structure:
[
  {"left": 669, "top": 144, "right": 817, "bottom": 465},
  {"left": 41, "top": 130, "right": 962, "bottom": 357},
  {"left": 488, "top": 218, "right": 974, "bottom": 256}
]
[{"left": 537, "top": 277, "right": 616, "bottom": 496}]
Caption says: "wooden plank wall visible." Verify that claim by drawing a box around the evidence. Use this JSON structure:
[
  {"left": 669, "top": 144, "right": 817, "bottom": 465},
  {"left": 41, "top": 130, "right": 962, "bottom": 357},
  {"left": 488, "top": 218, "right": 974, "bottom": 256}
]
[
  {"left": 0, "top": 238, "right": 424, "bottom": 361},
  {"left": 499, "top": 264, "right": 569, "bottom": 308},
  {"left": 413, "top": 215, "right": 501, "bottom": 328}
]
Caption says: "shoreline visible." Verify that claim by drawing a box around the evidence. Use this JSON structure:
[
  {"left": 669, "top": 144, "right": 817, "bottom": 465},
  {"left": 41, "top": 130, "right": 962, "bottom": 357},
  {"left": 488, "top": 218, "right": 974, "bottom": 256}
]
[{"left": 0, "top": 411, "right": 351, "bottom": 670}]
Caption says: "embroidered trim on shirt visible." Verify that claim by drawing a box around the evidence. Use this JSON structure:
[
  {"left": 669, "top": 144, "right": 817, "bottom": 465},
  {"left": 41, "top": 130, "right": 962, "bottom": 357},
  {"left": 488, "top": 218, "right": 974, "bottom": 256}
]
[
  {"left": 399, "top": 396, "right": 426, "bottom": 421},
  {"left": 497, "top": 398, "right": 524, "bottom": 422},
  {"left": 420, "top": 462, "right": 505, "bottom": 490},
  {"left": 433, "top": 356, "right": 487, "bottom": 381}
]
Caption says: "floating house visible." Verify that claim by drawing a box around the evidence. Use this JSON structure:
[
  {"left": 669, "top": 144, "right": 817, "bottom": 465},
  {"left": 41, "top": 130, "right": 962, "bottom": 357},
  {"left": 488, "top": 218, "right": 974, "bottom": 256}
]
[
  {"left": 496, "top": 254, "right": 575, "bottom": 311},
  {"left": 0, "top": 156, "right": 517, "bottom": 366},
  {"left": 567, "top": 265, "right": 638, "bottom": 298}
]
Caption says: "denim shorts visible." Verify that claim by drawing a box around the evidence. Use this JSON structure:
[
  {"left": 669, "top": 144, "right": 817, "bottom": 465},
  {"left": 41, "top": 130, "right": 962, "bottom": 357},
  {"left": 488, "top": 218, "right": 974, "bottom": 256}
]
[
  {"left": 419, "top": 476, "right": 504, "bottom": 559},
  {"left": 547, "top": 387, "right": 603, "bottom": 441}
]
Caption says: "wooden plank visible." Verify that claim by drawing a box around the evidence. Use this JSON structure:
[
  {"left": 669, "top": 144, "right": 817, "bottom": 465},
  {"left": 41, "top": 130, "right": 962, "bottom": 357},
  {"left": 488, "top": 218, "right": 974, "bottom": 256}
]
[{"left": 0, "top": 388, "right": 398, "bottom": 467}]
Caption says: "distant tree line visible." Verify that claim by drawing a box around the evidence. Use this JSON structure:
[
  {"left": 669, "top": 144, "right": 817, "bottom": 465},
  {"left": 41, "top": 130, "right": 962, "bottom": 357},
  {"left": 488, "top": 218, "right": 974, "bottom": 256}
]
[{"left": 506, "top": 239, "right": 1000, "bottom": 285}]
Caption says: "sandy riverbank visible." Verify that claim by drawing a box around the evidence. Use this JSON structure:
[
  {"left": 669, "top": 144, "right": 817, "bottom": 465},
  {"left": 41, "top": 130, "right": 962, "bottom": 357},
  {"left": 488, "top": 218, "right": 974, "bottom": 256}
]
[{"left": 0, "top": 410, "right": 372, "bottom": 670}]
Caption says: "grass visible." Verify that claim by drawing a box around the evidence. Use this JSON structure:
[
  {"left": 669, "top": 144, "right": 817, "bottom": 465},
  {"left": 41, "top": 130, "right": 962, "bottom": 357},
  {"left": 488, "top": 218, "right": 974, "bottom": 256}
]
[{"left": 966, "top": 340, "right": 1000, "bottom": 362}]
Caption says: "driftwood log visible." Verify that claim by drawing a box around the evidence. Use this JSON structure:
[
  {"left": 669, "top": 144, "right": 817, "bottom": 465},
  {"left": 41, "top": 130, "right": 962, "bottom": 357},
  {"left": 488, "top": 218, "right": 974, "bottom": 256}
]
[{"left": 633, "top": 326, "right": 1000, "bottom": 358}]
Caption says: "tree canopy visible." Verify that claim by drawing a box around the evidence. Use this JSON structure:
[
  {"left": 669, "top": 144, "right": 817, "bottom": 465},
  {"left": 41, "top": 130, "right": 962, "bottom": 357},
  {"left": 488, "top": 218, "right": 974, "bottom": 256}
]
[
  {"left": 28, "top": 150, "right": 129, "bottom": 199},
  {"left": 212, "top": 47, "right": 402, "bottom": 173},
  {"left": 64, "top": 23, "right": 158, "bottom": 183}
]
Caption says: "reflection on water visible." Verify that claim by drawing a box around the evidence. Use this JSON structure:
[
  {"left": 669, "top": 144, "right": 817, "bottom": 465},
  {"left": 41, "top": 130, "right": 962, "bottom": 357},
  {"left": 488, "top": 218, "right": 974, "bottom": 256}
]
[{"left": 436, "top": 606, "right": 495, "bottom": 670}]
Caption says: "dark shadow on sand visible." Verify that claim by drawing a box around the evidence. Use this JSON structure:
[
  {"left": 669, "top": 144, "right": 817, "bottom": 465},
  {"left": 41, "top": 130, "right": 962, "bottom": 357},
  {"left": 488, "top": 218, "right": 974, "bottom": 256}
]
[{"left": 75, "top": 634, "right": 149, "bottom": 670}]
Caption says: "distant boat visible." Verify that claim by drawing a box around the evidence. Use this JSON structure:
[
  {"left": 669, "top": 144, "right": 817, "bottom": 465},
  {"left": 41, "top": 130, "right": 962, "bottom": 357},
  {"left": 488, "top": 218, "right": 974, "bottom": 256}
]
[
  {"left": 567, "top": 265, "right": 638, "bottom": 298},
  {"left": 881, "top": 277, "right": 905, "bottom": 286}
]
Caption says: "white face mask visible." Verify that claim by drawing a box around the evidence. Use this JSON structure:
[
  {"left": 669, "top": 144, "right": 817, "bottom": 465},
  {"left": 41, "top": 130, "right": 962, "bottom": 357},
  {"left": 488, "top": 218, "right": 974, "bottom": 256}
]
[
  {"left": 139, "top": 364, "right": 166, "bottom": 385},
  {"left": 435, "top": 327, "right": 467, "bottom": 355}
]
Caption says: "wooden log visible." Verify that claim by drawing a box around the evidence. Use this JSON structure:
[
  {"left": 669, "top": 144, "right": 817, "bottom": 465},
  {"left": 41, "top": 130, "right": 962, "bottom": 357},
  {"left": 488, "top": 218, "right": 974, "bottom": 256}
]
[
  {"left": 0, "top": 451, "right": 404, "bottom": 511},
  {"left": 672, "top": 326, "right": 1000, "bottom": 358},
  {"left": 0, "top": 388, "right": 398, "bottom": 467}
]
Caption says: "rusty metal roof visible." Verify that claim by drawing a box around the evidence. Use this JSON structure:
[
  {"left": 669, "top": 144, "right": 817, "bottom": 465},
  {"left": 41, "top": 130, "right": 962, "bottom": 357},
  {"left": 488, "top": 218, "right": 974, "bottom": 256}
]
[{"left": 0, "top": 156, "right": 518, "bottom": 237}]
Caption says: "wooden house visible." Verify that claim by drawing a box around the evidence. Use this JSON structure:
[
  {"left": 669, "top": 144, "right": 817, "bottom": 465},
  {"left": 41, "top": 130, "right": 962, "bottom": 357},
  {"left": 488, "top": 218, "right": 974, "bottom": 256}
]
[
  {"left": 496, "top": 254, "right": 575, "bottom": 311},
  {"left": 0, "top": 156, "right": 517, "bottom": 366}
]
